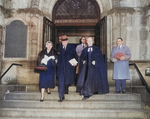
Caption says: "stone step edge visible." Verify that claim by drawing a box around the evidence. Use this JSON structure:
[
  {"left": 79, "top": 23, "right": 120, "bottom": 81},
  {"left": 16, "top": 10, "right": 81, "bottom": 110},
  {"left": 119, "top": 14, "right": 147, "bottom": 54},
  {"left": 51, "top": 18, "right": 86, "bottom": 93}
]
[
  {"left": 5, "top": 92, "right": 140, "bottom": 95},
  {"left": 0, "top": 107, "right": 148, "bottom": 112},
  {"left": 1, "top": 108, "right": 149, "bottom": 119},
  {"left": 1, "top": 100, "right": 144, "bottom": 104},
  {"left": 0, "top": 117, "right": 146, "bottom": 119}
]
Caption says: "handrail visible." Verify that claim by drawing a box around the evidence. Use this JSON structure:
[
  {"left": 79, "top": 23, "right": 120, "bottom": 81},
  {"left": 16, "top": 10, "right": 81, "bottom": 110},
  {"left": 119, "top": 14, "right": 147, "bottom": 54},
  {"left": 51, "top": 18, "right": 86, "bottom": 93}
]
[
  {"left": 129, "top": 63, "right": 150, "bottom": 93},
  {"left": 0, "top": 63, "right": 22, "bottom": 80}
]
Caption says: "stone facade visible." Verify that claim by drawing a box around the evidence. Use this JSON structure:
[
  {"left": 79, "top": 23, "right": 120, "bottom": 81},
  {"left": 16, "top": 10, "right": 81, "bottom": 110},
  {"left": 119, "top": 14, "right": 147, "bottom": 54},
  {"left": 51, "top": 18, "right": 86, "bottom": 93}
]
[
  {"left": 0, "top": 8, "right": 43, "bottom": 85},
  {"left": 0, "top": 0, "right": 149, "bottom": 88}
]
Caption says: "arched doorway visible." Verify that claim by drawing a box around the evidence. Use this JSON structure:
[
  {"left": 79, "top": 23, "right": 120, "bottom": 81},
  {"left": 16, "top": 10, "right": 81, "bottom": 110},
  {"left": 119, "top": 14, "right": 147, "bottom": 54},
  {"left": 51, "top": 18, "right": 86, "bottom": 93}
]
[{"left": 43, "top": 0, "right": 107, "bottom": 61}]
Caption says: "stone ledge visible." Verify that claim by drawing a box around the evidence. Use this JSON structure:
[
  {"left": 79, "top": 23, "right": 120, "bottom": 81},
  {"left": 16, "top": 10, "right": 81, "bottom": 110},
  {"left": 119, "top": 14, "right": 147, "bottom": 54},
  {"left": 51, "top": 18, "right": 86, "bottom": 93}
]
[{"left": 0, "top": 85, "right": 27, "bottom": 100}]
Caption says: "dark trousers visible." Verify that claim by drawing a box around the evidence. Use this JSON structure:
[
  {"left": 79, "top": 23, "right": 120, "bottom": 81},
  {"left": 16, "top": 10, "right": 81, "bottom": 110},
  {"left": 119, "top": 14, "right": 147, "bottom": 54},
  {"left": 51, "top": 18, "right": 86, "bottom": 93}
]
[
  {"left": 58, "top": 73, "right": 69, "bottom": 98},
  {"left": 115, "top": 79, "right": 126, "bottom": 92}
]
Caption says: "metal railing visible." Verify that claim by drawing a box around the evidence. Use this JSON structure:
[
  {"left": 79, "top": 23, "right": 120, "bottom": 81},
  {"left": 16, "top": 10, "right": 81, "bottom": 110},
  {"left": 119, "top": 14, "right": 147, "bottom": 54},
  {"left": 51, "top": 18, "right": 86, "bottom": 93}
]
[
  {"left": 0, "top": 63, "right": 22, "bottom": 80},
  {"left": 129, "top": 63, "right": 150, "bottom": 93}
]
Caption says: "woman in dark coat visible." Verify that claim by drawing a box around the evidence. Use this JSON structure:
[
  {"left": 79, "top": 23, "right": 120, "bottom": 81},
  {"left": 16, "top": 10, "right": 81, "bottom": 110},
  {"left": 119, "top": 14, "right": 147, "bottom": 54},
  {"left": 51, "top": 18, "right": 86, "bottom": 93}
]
[
  {"left": 37, "top": 41, "right": 56, "bottom": 102},
  {"left": 77, "top": 37, "right": 109, "bottom": 100}
]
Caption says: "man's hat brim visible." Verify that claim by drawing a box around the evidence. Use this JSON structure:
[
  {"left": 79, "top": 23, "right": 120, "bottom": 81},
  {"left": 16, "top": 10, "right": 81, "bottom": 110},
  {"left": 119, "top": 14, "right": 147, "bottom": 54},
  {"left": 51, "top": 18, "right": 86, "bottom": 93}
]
[{"left": 61, "top": 38, "right": 68, "bottom": 41}]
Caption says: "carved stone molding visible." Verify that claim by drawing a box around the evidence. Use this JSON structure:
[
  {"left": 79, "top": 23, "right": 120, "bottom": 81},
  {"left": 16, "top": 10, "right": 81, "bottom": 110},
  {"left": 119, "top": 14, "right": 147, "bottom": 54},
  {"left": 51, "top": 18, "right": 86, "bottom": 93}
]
[
  {"left": 108, "top": 7, "right": 135, "bottom": 16},
  {"left": 0, "top": 5, "right": 13, "bottom": 18},
  {"left": 17, "top": 8, "right": 50, "bottom": 17}
]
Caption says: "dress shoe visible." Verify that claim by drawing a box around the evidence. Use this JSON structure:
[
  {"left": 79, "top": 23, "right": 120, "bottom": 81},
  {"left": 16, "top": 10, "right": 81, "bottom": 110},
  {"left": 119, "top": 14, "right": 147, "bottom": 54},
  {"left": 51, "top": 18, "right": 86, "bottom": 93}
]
[
  {"left": 82, "top": 96, "right": 89, "bottom": 100},
  {"left": 40, "top": 99, "right": 44, "bottom": 102},
  {"left": 65, "top": 92, "right": 68, "bottom": 94},
  {"left": 122, "top": 91, "right": 126, "bottom": 94},
  {"left": 116, "top": 91, "right": 121, "bottom": 94},
  {"left": 58, "top": 97, "right": 65, "bottom": 102}
]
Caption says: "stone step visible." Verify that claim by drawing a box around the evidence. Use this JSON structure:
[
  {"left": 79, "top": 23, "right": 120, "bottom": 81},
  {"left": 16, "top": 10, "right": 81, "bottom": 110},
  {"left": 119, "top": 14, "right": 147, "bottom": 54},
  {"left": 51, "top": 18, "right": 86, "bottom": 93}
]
[
  {"left": 26, "top": 85, "right": 146, "bottom": 92},
  {"left": 1, "top": 100, "right": 144, "bottom": 109},
  {"left": 4, "top": 92, "right": 141, "bottom": 101},
  {"left": 0, "top": 108, "right": 149, "bottom": 119},
  {"left": 0, "top": 117, "right": 148, "bottom": 119}
]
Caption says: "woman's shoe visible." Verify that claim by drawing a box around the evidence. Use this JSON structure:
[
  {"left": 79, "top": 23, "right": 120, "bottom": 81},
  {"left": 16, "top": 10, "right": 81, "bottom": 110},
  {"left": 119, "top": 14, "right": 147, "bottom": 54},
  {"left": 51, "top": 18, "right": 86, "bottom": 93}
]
[
  {"left": 47, "top": 92, "right": 51, "bottom": 94},
  {"left": 40, "top": 99, "right": 44, "bottom": 102}
]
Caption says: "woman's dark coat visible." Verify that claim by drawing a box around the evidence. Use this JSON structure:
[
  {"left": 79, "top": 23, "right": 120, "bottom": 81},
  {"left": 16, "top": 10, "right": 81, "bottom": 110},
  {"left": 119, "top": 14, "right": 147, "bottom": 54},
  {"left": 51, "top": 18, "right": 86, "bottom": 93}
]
[
  {"left": 37, "top": 49, "right": 56, "bottom": 89},
  {"left": 77, "top": 46, "right": 109, "bottom": 96},
  {"left": 57, "top": 44, "right": 78, "bottom": 85}
]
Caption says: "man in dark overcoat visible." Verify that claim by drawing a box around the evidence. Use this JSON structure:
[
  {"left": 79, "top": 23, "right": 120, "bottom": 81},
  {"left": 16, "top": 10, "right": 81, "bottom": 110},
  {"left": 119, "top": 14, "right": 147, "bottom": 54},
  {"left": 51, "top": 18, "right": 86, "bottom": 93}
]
[
  {"left": 57, "top": 35, "right": 78, "bottom": 102},
  {"left": 77, "top": 37, "right": 109, "bottom": 100}
]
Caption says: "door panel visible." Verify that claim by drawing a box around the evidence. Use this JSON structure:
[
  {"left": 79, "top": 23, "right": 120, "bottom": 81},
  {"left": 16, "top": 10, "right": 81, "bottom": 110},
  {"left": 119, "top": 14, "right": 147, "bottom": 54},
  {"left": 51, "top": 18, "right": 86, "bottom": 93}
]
[
  {"left": 43, "top": 17, "right": 55, "bottom": 50},
  {"left": 95, "top": 16, "right": 107, "bottom": 62}
]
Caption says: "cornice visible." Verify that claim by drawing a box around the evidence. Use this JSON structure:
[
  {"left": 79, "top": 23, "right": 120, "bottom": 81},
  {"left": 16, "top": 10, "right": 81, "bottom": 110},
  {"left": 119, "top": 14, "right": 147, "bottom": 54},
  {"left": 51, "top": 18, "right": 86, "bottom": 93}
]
[
  {"left": 108, "top": 7, "right": 135, "bottom": 16},
  {"left": 17, "top": 8, "right": 44, "bottom": 16},
  {"left": 0, "top": 6, "right": 51, "bottom": 18}
]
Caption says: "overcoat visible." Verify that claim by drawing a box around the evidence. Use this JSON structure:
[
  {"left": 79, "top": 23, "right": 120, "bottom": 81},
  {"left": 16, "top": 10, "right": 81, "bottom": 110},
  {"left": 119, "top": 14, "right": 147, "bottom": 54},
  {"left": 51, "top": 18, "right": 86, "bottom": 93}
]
[
  {"left": 77, "top": 46, "right": 109, "bottom": 96},
  {"left": 37, "top": 49, "right": 56, "bottom": 89},
  {"left": 76, "top": 44, "right": 87, "bottom": 74},
  {"left": 57, "top": 44, "right": 78, "bottom": 85},
  {"left": 111, "top": 45, "right": 131, "bottom": 80}
]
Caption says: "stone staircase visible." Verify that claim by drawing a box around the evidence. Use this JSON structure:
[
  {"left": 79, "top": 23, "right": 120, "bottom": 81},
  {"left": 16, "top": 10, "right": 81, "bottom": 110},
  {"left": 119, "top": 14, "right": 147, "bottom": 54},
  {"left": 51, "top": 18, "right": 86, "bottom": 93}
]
[{"left": 0, "top": 86, "right": 150, "bottom": 119}]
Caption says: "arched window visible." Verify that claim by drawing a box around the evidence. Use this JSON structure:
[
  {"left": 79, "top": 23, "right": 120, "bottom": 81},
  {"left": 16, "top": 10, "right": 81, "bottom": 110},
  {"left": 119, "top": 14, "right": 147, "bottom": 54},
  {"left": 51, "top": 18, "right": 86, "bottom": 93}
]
[{"left": 5, "top": 20, "right": 27, "bottom": 58}]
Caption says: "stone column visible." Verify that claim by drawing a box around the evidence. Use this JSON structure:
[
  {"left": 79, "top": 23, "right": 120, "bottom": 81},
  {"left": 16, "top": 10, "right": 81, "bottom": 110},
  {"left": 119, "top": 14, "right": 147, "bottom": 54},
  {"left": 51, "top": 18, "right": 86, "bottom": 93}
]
[
  {"left": 146, "top": 6, "right": 150, "bottom": 60},
  {"left": 0, "top": 5, "right": 4, "bottom": 83}
]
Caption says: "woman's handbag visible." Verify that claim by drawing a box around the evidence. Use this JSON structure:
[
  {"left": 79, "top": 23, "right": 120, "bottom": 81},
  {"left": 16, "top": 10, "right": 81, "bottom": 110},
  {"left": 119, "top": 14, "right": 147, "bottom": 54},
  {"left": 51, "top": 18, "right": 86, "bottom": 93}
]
[{"left": 35, "top": 64, "right": 47, "bottom": 72}]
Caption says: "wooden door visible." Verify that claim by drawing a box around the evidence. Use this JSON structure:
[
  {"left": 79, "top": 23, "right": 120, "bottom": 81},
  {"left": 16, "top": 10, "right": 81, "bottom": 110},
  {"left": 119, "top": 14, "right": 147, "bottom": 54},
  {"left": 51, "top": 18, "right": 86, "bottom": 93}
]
[
  {"left": 95, "top": 16, "right": 107, "bottom": 62},
  {"left": 43, "top": 17, "right": 56, "bottom": 50}
]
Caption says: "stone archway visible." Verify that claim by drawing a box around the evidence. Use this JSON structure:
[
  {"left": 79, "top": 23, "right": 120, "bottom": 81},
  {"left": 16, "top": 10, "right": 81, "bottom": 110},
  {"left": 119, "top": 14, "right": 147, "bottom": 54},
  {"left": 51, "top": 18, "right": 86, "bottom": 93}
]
[{"left": 51, "top": 0, "right": 102, "bottom": 46}]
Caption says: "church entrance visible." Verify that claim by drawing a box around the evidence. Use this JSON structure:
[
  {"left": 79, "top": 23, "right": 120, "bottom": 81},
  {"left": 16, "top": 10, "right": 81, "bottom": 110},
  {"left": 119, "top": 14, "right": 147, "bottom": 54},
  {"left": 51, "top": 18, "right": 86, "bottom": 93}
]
[{"left": 43, "top": 0, "right": 107, "bottom": 61}]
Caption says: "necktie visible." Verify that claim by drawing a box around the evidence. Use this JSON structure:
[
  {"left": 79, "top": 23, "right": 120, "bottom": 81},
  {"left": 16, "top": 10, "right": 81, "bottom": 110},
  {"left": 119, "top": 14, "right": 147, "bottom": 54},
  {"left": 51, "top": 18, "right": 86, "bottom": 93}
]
[
  {"left": 62, "top": 46, "right": 66, "bottom": 54},
  {"left": 83, "top": 44, "right": 84, "bottom": 48}
]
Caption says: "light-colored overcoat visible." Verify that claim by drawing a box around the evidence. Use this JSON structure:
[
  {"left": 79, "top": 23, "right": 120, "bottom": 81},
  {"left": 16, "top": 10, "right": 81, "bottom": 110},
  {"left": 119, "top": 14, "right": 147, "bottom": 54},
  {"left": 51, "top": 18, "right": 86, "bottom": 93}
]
[{"left": 111, "top": 45, "right": 131, "bottom": 80}]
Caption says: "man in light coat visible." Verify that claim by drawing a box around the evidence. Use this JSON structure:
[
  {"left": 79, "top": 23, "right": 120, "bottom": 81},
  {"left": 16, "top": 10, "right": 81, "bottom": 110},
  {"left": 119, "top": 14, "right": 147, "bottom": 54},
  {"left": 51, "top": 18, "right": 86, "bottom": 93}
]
[{"left": 111, "top": 38, "right": 131, "bottom": 93}]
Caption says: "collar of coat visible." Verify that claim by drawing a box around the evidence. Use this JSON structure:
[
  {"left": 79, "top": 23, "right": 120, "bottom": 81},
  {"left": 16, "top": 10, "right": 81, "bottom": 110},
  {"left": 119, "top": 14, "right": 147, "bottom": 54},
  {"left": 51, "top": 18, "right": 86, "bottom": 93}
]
[
  {"left": 114, "top": 45, "right": 126, "bottom": 49},
  {"left": 83, "top": 45, "right": 99, "bottom": 52}
]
